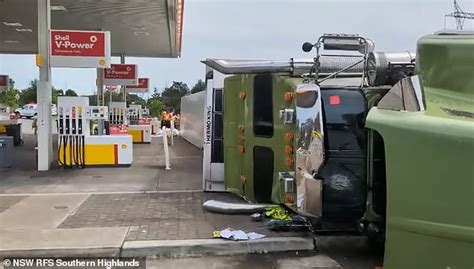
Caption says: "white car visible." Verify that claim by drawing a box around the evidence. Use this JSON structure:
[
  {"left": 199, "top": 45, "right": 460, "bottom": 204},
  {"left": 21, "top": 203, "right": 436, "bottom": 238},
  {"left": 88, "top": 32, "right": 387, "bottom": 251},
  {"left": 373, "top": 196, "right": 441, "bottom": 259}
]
[
  {"left": 14, "top": 103, "right": 58, "bottom": 118},
  {"left": 15, "top": 103, "right": 37, "bottom": 119}
]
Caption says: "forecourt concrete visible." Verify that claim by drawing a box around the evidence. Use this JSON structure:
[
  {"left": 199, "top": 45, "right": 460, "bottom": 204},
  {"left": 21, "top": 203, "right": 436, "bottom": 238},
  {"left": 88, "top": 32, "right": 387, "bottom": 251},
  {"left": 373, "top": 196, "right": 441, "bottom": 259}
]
[
  {"left": 0, "top": 227, "right": 128, "bottom": 257},
  {"left": 0, "top": 194, "right": 88, "bottom": 229}
]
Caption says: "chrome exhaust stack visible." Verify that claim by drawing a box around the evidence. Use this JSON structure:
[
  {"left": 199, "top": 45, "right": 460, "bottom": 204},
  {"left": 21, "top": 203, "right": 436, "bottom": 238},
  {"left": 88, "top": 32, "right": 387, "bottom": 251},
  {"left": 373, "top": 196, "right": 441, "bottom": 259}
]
[
  {"left": 201, "top": 56, "right": 365, "bottom": 78},
  {"left": 200, "top": 58, "right": 314, "bottom": 76},
  {"left": 202, "top": 33, "right": 415, "bottom": 86}
]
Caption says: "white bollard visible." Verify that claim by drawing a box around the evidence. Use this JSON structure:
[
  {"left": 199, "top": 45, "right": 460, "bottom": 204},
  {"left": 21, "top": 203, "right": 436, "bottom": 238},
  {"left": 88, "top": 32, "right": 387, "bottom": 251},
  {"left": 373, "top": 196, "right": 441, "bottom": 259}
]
[
  {"left": 162, "top": 126, "right": 171, "bottom": 170},
  {"left": 170, "top": 120, "right": 175, "bottom": 146}
]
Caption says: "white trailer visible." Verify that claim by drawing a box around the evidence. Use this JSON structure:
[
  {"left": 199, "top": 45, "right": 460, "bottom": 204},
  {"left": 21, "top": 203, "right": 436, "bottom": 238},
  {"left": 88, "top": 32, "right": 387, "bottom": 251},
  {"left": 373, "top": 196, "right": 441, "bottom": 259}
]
[
  {"left": 202, "top": 67, "right": 226, "bottom": 192},
  {"left": 180, "top": 91, "right": 206, "bottom": 148}
]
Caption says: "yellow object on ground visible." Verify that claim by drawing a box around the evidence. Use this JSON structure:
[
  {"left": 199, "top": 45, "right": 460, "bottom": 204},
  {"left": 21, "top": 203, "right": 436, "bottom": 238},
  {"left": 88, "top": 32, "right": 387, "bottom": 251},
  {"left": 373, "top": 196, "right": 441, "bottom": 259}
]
[
  {"left": 264, "top": 207, "right": 293, "bottom": 221},
  {"left": 212, "top": 231, "right": 221, "bottom": 238}
]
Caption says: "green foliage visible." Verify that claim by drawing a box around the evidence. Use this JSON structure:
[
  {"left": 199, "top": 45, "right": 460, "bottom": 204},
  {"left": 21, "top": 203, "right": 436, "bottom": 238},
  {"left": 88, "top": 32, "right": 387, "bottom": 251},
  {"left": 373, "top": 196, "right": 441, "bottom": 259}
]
[
  {"left": 65, "top": 89, "right": 78, "bottom": 96},
  {"left": 19, "top": 79, "right": 37, "bottom": 105},
  {"left": 0, "top": 78, "right": 20, "bottom": 108},
  {"left": 161, "top": 81, "right": 189, "bottom": 113},
  {"left": 191, "top": 79, "right": 206, "bottom": 94},
  {"left": 147, "top": 88, "right": 163, "bottom": 117},
  {"left": 52, "top": 88, "right": 64, "bottom": 104},
  {"left": 127, "top": 93, "right": 146, "bottom": 107}
]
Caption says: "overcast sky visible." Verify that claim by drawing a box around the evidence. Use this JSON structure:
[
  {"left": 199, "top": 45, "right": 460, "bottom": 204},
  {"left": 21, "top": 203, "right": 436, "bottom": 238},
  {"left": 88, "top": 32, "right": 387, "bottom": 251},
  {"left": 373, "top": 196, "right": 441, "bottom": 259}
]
[{"left": 0, "top": 0, "right": 472, "bottom": 97}]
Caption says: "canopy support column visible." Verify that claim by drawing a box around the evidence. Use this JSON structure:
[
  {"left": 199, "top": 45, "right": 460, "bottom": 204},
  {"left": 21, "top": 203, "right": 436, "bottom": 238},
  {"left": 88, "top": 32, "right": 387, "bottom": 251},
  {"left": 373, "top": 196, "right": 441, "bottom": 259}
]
[
  {"left": 120, "top": 54, "right": 126, "bottom": 103},
  {"left": 37, "top": 0, "right": 52, "bottom": 171},
  {"left": 97, "top": 68, "right": 105, "bottom": 134}
]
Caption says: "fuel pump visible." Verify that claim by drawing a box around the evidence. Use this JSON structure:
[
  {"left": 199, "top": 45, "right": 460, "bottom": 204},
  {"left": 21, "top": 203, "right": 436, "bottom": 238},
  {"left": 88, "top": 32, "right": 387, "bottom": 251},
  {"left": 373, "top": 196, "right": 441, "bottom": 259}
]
[
  {"left": 108, "top": 102, "right": 128, "bottom": 134},
  {"left": 86, "top": 106, "right": 109, "bottom": 135},
  {"left": 127, "top": 105, "right": 141, "bottom": 125},
  {"left": 58, "top": 97, "right": 88, "bottom": 168},
  {"left": 127, "top": 104, "right": 152, "bottom": 144},
  {"left": 57, "top": 98, "right": 133, "bottom": 167},
  {"left": 141, "top": 108, "right": 150, "bottom": 117}
]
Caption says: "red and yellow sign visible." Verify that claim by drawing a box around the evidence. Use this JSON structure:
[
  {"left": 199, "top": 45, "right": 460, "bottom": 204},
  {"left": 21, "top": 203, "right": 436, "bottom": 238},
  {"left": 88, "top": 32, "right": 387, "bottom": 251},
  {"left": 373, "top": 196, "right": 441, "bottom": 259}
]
[
  {"left": 50, "top": 30, "right": 111, "bottom": 68},
  {"left": 126, "top": 78, "right": 150, "bottom": 93},
  {"left": 103, "top": 64, "right": 138, "bottom": 86},
  {"left": 51, "top": 30, "right": 105, "bottom": 57}
]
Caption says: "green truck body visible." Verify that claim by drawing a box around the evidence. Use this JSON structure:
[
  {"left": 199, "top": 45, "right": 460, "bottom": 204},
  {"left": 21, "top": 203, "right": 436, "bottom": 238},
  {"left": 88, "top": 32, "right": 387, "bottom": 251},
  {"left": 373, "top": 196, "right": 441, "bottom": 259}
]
[{"left": 367, "top": 33, "right": 474, "bottom": 269}]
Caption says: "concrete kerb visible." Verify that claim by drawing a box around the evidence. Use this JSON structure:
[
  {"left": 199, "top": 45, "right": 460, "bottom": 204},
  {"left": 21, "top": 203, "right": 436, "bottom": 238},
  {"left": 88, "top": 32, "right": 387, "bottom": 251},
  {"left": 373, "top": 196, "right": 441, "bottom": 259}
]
[
  {"left": 0, "top": 236, "right": 314, "bottom": 259},
  {"left": 121, "top": 237, "right": 315, "bottom": 258},
  {"left": 0, "top": 247, "right": 122, "bottom": 258}
]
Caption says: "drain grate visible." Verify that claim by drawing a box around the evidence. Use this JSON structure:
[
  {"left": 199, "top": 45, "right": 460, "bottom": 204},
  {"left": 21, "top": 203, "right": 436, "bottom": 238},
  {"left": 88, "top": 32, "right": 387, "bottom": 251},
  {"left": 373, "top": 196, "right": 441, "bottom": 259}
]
[{"left": 54, "top": 205, "right": 69, "bottom": 210}]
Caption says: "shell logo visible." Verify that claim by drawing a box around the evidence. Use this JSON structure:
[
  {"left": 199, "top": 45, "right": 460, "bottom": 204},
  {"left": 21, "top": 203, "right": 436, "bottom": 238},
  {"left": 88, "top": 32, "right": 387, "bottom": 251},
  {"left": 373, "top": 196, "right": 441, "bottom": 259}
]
[
  {"left": 121, "top": 144, "right": 127, "bottom": 149},
  {"left": 99, "top": 59, "right": 106, "bottom": 65}
]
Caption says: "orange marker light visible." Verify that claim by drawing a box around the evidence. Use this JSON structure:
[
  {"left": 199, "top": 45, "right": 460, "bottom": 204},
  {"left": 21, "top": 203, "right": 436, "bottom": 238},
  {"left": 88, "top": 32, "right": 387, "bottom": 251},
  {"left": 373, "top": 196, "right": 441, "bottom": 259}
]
[
  {"left": 284, "top": 193, "right": 295, "bottom": 204},
  {"left": 238, "top": 145, "right": 246, "bottom": 153},
  {"left": 238, "top": 135, "right": 245, "bottom": 143},
  {"left": 285, "top": 157, "right": 295, "bottom": 167},
  {"left": 240, "top": 175, "right": 246, "bottom": 185},
  {"left": 284, "top": 91, "right": 294, "bottom": 103},
  {"left": 238, "top": 125, "right": 245, "bottom": 133},
  {"left": 284, "top": 145, "right": 294, "bottom": 154},
  {"left": 284, "top": 132, "right": 294, "bottom": 142},
  {"left": 239, "top": 91, "right": 246, "bottom": 100}
]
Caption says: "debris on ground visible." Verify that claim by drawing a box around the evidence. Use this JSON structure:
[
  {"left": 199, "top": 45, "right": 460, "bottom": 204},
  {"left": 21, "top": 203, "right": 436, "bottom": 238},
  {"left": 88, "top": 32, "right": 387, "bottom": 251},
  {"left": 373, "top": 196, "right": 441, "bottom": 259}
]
[
  {"left": 212, "top": 228, "right": 266, "bottom": 241},
  {"left": 205, "top": 201, "right": 314, "bottom": 236},
  {"left": 250, "top": 212, "right": 264, "bottom": 222},
  {"left": 203, "top": 199, "right": 276, "bottom": 214},
  {"left": 264, "top": 206, "right": 293, "bottom": 221}
]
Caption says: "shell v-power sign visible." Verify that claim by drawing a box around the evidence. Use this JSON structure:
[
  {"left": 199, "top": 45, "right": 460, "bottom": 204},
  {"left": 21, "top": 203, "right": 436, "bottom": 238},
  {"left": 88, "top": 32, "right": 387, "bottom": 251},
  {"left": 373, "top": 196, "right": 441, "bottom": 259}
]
[{"left": 50, "top": 30, "right": 111, "bottom": 68}]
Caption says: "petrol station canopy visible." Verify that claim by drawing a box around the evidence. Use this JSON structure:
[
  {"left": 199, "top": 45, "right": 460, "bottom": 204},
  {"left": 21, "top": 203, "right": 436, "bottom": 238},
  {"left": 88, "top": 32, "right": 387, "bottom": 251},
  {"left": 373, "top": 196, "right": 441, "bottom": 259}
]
[{"left": 0, "top": 0, "right": 184, "bottom": 57}]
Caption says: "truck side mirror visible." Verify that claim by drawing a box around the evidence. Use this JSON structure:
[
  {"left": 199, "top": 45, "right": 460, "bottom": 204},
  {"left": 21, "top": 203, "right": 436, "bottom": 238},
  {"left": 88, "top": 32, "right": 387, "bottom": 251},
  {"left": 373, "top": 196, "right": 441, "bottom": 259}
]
[
  {"left": 295, "top": 83, "right": 324, "bottom": 174},
  {"left": 302, "top": 42, "right": 314, "bottom": 52}
]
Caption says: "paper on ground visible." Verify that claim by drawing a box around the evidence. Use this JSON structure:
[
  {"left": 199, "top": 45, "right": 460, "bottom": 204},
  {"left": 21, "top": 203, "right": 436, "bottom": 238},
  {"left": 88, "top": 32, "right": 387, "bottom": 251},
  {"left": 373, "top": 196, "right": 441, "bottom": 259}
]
[{"left": 219, "top": 228, "right": 265, "bottom": 241}]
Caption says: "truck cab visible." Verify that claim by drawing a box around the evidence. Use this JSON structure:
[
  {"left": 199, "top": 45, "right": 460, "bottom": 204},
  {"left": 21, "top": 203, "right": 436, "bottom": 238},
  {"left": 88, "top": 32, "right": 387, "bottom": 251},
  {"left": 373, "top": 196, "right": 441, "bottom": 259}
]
[{"left": 203, "top": 32, "right": 473, "bottom": 268}]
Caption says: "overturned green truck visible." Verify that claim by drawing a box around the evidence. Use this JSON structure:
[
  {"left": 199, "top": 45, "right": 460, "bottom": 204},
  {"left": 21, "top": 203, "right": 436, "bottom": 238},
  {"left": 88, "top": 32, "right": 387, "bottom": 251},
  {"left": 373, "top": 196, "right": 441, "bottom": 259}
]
[{"left": 203, "top": 32, "right": 474, "bottom": 268}]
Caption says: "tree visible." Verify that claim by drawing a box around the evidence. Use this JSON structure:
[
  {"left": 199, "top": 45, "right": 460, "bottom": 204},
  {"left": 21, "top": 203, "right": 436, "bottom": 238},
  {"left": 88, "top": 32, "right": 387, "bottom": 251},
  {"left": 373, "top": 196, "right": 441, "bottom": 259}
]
[
  {"left": 126, "top": 93, "right": 146, "bottom": 107},
  {"left": 191, "top": 79, "right": 206, "bottom": 94},
  {"left": 0, "top": 78, "right": 20, "bottom": 108},
  {"left": 20, "top": 79, "right": 38, "bottom": 105},
  {"left": 65, "top": 89, "right": 78, "bottom": 96},
  {"left": 147, "top": 88, "right": 163, "bottom": 117},
  {"left": 52, "top": 88, "right": 64, "bottom": 104},
  {"left": 161, "top": 81, "right": 189, "bottom": 113}
]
